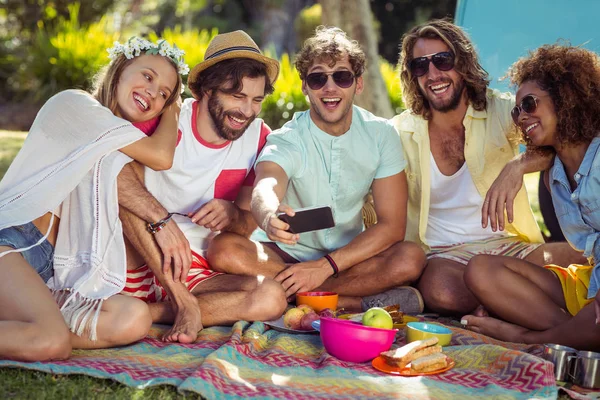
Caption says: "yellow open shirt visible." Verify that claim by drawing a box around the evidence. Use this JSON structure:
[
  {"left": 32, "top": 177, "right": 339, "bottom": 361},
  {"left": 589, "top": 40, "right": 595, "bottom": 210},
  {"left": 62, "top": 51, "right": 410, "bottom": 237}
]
[{"left": 391, "top": 89, "right": 544, "bottom": 252}]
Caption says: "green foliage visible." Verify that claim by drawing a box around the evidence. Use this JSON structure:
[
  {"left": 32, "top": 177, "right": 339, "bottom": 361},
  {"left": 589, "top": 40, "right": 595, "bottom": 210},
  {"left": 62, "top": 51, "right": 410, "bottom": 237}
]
[
  {"left": 260, "top": 53, "right": 308, "bottom": 129},
  {"left": 294, "top": 4, "right": 321, "bottom": 50},
  {"left": 380, "top": 59, "right": 404, "bottom": 114},
  {"left": 22, "top": 4, "right": 118, "bottom": 101},
  {"left": 148, "top": 26, "right": 218, "bottom": 89}
]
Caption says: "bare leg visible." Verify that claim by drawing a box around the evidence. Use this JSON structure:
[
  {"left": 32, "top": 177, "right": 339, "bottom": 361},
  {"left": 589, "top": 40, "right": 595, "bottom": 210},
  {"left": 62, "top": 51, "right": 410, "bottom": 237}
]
[
  {"left": 148, "top": 274, "right": 287, "bottom": 329},
  {"left": 207, "top": 232, "right": 287, "bottom": 278},
  {"left": 464, "top": 254, "right": 569, "bottom": 330},
  {"left": 119, "top": 163, "right": 201, "bottom": 344},
  {"left": 417, "top": 258, "right": 478, "bottom": 315},
  {"left": 70, "top": 295, "right": 152, "bottom": 349},
  {"left": 462, "top": 303, "right": 600, "bottom": 351},
  {"left": 525, "top": 242, "right": 588, "bottom": 267},
  {"left": 209, "top": 234, "right": 425, "bottom": 309},
  {"left": 318, "top": 241, "right": 425, "bottom": 296},
  {"left": 0, "top": 250, "right": 71, "bottom": 361}
]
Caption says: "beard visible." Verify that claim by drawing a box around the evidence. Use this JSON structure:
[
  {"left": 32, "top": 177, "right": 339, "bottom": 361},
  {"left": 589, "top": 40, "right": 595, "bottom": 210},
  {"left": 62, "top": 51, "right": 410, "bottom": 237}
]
[
  {"left": 207, "top": 94, "right": 256, "bottom": 141},
  {"left": 426, "top": 78, "right": 466, "bottom": 113}
]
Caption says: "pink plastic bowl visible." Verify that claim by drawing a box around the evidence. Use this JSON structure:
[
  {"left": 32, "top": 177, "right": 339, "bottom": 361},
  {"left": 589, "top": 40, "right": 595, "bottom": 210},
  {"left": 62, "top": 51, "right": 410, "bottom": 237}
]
[{"left": 319, "top": 317, "right": 398, "bottom": 363}]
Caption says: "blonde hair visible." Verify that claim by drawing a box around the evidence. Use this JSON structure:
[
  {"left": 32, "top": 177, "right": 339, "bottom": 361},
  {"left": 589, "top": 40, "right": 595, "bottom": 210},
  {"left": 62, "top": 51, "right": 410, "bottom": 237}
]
[
  {"left": 92, "top": 54, "right": 182, "bottom": 117},
  {"left": 399, "top": 19, "right": 489, "bottom": 119}
]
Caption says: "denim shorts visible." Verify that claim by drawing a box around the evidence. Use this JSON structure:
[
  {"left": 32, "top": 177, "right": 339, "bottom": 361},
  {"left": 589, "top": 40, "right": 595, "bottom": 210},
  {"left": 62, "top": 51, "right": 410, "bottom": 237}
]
[{"left": 0, "top": 222, "right": 54, "bottom": 282}]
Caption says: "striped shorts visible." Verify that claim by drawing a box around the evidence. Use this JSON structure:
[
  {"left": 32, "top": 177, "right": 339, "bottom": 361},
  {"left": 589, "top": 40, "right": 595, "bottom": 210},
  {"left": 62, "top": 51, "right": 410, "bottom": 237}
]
[
  {"left": 121, "top": 251, "right": 223, "bottom": 303},
  {"left": 427, "top": 236, "right": 542, "bottom": 266}
]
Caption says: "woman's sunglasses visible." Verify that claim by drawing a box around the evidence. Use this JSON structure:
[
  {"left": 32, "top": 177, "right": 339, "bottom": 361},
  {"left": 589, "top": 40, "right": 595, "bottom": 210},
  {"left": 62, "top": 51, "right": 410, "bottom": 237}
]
[
  {"left": 409, "top": 51, "right": 455, "bottom": 77},
  {"left": 511, "top": 94, "right": 541, "bottom": 124},
  {"left": 305, "top": 70, "right": 355, "bottom": 90}
]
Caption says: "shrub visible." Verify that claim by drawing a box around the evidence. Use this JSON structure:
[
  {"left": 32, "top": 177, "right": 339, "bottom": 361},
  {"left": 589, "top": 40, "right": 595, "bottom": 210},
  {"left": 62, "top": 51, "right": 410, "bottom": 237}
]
[
  {"left": 148, "top": 26, "right": 217, "bottom": 92},
  {"left": 380, "top": 59, "right": 404, "bottom": 114},
  {"left": 260, "top": 53, "right": 308, "bottom": 129},
  {"left": 24, "top": 4, "right": 118, "bottom": 101}
]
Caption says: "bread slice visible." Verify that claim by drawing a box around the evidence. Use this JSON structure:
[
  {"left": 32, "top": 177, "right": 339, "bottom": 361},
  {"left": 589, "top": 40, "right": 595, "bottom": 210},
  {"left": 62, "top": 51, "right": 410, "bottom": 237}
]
[
  {"left": 380, "top": 337, "right": 439, "bottom": 368},
  {"left": 410, "top": 353, "right": 448, "bottom": 373}
]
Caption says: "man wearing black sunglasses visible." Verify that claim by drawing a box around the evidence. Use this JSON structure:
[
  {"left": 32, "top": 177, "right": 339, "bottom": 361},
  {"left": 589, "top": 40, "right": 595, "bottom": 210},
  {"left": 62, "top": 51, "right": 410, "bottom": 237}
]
[
  {"left": 210, "top": 26, "right": 427, "bottom": 314},
  {"left": 391, "top": 19, "right": 584, "bottom": 317}
]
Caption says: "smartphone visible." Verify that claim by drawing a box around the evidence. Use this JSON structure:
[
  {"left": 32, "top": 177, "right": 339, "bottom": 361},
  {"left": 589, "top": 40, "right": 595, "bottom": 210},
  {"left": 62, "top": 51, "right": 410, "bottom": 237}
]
[{"left": 277, "top": 205, "right": 335, "bottom": 234}]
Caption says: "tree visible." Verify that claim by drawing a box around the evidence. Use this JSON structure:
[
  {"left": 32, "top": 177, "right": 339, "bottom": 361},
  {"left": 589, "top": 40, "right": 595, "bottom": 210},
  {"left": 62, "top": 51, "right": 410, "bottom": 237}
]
[{"left": 321, "top": 0, "right": 393, "bottom": 118}]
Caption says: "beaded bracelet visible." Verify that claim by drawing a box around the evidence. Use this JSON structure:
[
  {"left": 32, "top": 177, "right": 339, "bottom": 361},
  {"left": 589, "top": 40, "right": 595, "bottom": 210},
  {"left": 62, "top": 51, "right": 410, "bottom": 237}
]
[{"left": 324, "top": 254, "right": 339, "bottom": 278}]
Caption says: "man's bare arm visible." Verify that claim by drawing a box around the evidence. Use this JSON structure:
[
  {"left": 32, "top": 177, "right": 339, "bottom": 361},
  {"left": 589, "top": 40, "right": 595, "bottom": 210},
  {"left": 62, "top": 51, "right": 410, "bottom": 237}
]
[
  {"left": 118, "top": 162, "right": 192, "bottom": 281},
  {"left": 223, "top": 186, "right": 258, "bottom": 237},
  {"left": 251, "top": 161, "right": 299, "bottom": 245},
  {"left": 327, "top": 172, "right": 407, "bottom": 272}
]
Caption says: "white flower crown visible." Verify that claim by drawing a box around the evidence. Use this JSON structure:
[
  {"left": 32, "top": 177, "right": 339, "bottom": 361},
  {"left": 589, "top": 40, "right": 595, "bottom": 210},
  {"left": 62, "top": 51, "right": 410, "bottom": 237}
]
[{"left": 107, "top": 37, "right": 190, "bottom": 76}]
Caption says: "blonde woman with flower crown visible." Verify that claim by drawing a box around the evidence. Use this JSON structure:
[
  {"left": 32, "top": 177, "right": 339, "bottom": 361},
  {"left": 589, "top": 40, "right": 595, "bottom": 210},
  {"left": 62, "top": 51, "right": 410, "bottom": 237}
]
[{"left": 0, "top": 37, "right": 188, "bottom": 361}]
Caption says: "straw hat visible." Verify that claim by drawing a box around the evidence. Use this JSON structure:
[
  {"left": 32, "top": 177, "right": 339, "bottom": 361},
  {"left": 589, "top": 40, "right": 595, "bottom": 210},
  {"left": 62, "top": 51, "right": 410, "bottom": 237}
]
[{"left": 187, "top": 30, "right": 280, "bottom": 92}]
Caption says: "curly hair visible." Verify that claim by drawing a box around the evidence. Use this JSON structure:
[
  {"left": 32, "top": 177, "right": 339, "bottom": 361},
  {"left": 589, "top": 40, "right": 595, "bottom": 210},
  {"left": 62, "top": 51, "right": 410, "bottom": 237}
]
[
  {"left": 508, "top": 44, "right": 600, "bottom": 147},
  {"left": 294, "top": 26, "right": 366, "bottom": 80},
  {"left": 398, "top": 19, "right": 489, "bottom": 119}
]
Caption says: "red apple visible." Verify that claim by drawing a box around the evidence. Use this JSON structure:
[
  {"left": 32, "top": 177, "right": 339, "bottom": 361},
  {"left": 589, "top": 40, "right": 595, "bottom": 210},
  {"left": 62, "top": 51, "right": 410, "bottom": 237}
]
[{"left": 300, "top": 312, "right": 319, "bottom": 330}]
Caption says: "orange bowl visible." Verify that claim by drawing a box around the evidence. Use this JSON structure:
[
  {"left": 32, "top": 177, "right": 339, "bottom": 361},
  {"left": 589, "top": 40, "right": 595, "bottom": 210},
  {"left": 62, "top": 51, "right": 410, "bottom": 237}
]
[{"left": 296, "top": 291, "right": 338, "bottom": 313}]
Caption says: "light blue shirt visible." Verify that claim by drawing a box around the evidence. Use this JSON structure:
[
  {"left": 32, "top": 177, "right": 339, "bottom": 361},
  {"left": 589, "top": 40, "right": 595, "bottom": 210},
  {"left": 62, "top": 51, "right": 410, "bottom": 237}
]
[
  {"left": 251, "top": 106, "right": 407, "bottom": 262},
  {"left": 550, "top": 136, "right": 600, "bottom": 298}
]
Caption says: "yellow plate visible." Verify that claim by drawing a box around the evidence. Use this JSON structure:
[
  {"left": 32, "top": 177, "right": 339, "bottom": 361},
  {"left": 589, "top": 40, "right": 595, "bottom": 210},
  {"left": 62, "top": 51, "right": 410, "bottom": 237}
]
[{"left": 393, "top": 315, "right": 420, "bottom": 328}]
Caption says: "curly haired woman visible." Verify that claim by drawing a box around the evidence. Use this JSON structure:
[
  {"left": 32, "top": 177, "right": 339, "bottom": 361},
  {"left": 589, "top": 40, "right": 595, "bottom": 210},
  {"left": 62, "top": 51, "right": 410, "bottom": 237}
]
[{"left": 461, "top": 44, "right": 600, "bottom": 350}]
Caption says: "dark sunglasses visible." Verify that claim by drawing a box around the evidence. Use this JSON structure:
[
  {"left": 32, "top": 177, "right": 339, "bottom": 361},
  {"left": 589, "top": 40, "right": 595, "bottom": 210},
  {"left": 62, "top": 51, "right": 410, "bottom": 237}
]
[
  {"left": 511, "top": 94, "right": 541, "bottom": 124},
  {"left": 409, "top": 51, "right": 455, "bottom": 77},
  {"left": 305, "top": 70, "right": 355, "bottom": 90}
]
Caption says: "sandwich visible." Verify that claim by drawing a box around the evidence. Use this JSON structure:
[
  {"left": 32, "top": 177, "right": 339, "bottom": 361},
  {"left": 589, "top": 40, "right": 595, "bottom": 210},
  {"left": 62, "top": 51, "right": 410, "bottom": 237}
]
[
  {"left": 380, "top": 337, "right": 441, "bottom": 369},
  {"left": 410, "top": 353, "right": 448, "bottom": 373}
]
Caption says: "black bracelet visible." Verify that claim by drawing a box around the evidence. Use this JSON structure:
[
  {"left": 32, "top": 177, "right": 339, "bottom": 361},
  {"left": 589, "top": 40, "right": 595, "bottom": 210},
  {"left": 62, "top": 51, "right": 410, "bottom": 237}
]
[
  {"left": 146, "top": 213, "right": 174, "bottom": 234},
  {"left": 324, "top": 254, "right": 339, "bottom": 278},
  {"left": 146, "top": 212, "right": 190, "bottom": 234}
]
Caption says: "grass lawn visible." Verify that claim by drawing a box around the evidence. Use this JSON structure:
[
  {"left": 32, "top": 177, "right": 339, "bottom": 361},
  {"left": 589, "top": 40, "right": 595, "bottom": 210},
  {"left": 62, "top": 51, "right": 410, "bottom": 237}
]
[{"left": 0, "top": 130, "right": 547, "bottom": 398}]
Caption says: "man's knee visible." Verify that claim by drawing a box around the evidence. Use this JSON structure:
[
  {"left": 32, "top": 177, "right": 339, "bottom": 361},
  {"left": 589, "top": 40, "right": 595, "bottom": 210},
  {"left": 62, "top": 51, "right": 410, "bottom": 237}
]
[
  {"left": 109, "top": 298, "right": 152, "bottom": 345},
  {"left": 247, "top": 279, "right": 287, "bottom": 321},
  {"left": 207, "top": 232, "right": 247, "bottom": 273},
  {"left": 21, "top": 323, "right": 72, "bottom": 361},
  {"left": 386, "top": 241, "right": 426, "bottom": 283}
]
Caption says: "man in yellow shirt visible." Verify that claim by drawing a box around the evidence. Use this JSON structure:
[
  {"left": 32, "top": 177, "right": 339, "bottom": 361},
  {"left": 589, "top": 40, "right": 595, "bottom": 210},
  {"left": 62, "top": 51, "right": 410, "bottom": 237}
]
[{"left": 391, "top": 19, "right": 585, "bottom": 316}]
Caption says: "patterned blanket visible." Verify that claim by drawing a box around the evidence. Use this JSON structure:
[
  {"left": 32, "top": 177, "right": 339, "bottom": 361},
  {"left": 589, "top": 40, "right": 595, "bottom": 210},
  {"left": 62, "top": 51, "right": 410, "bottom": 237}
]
[{"left": 0, "top": 320, "right": 559, "bottom": 399}]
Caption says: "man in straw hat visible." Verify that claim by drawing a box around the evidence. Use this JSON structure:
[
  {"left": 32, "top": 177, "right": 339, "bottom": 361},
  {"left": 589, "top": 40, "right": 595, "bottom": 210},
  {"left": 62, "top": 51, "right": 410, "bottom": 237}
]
[
  {"left": 208, "top": 26, "right": 427, "bottom": 314},
  {"left": 116, "top": 30, "right": 286, "bottom": 343}
]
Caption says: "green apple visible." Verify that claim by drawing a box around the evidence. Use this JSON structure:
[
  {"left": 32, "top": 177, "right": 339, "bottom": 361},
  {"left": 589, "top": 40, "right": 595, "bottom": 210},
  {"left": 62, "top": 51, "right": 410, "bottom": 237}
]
[{"left": 362, "top": 307, "right": 393, "bottom": 329}]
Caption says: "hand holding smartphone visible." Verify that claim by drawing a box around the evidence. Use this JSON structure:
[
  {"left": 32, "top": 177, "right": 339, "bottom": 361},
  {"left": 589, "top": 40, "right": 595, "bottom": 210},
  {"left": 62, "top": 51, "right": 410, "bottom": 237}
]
[{"left": 277, "top": 205, "right": 335, "bottom": 234}]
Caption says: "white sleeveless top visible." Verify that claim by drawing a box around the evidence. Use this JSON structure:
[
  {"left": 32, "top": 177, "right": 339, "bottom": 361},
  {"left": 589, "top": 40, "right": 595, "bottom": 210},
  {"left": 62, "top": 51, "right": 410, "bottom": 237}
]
[{"left": 425, "top": 151, "right": 506, "bottom": 246}]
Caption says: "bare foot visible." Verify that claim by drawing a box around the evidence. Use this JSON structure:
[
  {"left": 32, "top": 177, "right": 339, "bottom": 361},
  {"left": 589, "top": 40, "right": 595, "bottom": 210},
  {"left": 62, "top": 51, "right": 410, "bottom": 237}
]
[
  {"left": 473, "top": 305, "right": 489, "bottom": 317},
  {"left": 461, "top": 315, "right": 531, "bottom": 343},
  {"left": 162, "top": 295, "right": 203, "bottom": 344}
]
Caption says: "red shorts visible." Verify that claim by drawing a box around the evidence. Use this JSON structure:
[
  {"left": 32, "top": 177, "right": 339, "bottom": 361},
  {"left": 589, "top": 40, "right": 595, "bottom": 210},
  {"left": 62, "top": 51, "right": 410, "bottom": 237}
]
[{"left": 121, "top": 251, "right": 222, "bottom": 303}]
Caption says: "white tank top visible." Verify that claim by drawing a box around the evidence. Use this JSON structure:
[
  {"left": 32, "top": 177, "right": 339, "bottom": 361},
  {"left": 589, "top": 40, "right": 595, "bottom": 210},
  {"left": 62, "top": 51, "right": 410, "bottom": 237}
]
[{"left": 425, "top": 151, "right": 506, "bottom": 246}]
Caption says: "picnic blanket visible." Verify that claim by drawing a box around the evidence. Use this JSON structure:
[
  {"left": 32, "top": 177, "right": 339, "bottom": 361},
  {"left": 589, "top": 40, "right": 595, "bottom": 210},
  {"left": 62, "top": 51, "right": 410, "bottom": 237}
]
[{"left": 0, "top": 320, "right": 560, "bottom": 399}]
